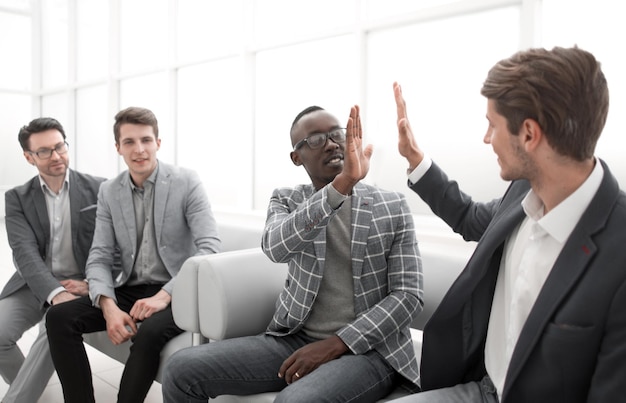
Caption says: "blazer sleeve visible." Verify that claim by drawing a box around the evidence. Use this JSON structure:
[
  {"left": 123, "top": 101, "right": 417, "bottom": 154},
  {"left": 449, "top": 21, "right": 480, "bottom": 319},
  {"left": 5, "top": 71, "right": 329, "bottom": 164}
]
[
  {"left": 86, "top": 182, "right": 119, "bottom": 302},
  {"left": 159, "top": 168, "right": 221, "bottom": 295},
  {"left": 261, "top": 185, "right": 337, "bottom": 263},
  {"left": 410, "top": 160, "right": 502, "bottom": 242},
  {"left": 181, "top": 169, "right": 221, "bottom": 255},
  {"left": 5, "top": 187, "right": 60, "bottom": 305}
]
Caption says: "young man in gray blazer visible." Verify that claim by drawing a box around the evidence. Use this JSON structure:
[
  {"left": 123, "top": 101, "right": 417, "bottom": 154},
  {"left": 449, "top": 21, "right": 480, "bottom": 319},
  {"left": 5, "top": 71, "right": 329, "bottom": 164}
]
[
  {"left": 392, "top": 46, "right": 626, "bottom": 402},
  {"left": 1, "top": 118, "right": 104, "bottom": 403},
  {"left": 163, "top": 105, "right": 422, "bottom": 402},
  {"left": 46, "top": 106, "right": 221, "bottom": 403}
]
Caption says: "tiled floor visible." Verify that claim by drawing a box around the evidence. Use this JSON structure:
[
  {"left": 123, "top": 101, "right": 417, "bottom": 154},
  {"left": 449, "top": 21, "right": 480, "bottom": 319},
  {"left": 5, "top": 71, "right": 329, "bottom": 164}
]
[{"left": 0, "top": 218, "right": 163, "bottom": 402}]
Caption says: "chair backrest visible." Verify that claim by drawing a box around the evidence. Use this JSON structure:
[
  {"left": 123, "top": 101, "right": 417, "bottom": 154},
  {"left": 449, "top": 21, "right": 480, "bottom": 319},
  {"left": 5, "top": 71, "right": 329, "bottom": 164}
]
[
  {"left": 216, "top": 217, "right": 264, "bottom": 252},
  {"left": 197, "top": 248, "right": 287, "bottom": 340},
  {"left": 185, "top": 239, "right": 475, "bottom": 340},
  {"left": 411, "top": 240, "right": 474, "bottom": 329}
]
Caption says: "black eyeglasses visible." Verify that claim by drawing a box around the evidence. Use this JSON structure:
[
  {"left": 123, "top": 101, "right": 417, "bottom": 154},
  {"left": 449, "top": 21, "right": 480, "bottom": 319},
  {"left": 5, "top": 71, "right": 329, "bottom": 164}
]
[
  {"left": 29, "top": 142, "right": 69, "bottom": 160},
  {"left": 293, "top": 128, "right": 346, "bottom": 151}
]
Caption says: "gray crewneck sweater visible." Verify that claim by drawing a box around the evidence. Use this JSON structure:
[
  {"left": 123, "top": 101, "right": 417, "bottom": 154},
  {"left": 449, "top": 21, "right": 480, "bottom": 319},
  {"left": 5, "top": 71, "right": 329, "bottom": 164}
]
[{"left": 302, "top": 194, "right": 356, "bottom": 339}]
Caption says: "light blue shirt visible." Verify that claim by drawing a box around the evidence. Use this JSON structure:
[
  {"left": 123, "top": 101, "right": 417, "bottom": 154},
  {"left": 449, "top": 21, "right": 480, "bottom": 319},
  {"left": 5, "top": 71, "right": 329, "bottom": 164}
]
[{"left": 39, "top": 171, "right": 82, "bottom": 303}]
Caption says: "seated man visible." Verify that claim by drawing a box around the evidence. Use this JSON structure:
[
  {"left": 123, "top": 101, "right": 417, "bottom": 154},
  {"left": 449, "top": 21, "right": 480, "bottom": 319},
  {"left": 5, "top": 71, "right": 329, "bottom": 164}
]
[
  {"left": 391, "top": 46, "right": 626, "bottom": 402},
  {"left": 1, "top": 117, "right": 104, "bottom": 403},
  {"left": 162, "top": 105, "right": 422, "bottom": 402},
  {"left": 46, "top": 106, "right": 221, "bottom": 403}
]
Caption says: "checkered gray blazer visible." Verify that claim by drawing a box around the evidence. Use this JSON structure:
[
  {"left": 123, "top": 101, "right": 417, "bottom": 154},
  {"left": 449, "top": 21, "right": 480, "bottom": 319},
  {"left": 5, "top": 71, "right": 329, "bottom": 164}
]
[{"left": 262, "top": 182, "right": 423, "bottom": 388}]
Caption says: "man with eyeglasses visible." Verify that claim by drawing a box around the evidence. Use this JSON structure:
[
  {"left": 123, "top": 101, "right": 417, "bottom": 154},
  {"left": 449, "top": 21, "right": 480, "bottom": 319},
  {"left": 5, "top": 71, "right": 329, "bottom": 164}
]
[
  {"left": 163, "top": 105, "right": 422, "bottom": 402},
  {"left": 1, "top": 117, "right": 105, "bottom": 403}
]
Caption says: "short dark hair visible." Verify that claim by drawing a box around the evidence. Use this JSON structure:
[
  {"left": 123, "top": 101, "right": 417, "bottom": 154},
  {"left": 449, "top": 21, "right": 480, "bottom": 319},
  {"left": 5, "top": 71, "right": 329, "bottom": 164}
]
[
  {"left": 291, "top": 106, "right": 324, "bottom": 133},
  {"left": 113, "top": 106, "right": 159, "bottom": 144},
  {"left": 18, "top": 117, "right": 66, "bottom": 151},
  {"left": 481, "top": 46, "right": 609, "bottom": 161}
]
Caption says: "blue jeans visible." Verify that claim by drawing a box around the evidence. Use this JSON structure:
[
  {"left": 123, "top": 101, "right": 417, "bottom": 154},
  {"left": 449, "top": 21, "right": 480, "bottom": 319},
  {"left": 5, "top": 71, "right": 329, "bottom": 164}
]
[
  {"left": 162, "top": 332, "right": 398, "bottom": 403},
  {"left": 388, "top": 375, "right": 499, "bottom": 403}
]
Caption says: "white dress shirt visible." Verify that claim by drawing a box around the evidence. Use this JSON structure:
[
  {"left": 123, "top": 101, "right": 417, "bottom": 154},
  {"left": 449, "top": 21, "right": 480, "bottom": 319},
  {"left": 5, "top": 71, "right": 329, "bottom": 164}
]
[{"left": 485, "top": 160, "right": 603, "bottom": 399}]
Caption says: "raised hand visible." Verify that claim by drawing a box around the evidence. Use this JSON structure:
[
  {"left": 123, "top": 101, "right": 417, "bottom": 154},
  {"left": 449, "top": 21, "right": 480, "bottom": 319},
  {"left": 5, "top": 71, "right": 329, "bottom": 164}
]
[
  {"left": 393, "top": 82, "right": 424, "bottom": 170},
  {"left": 332, "top": 105, "right": 374, "bottom": 195}
]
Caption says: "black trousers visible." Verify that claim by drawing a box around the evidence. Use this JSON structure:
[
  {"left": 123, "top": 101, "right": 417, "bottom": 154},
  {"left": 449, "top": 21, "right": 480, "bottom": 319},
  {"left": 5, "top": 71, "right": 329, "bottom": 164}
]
[{"left": 46, "top": 284, "right": 183, "bottom": 403}]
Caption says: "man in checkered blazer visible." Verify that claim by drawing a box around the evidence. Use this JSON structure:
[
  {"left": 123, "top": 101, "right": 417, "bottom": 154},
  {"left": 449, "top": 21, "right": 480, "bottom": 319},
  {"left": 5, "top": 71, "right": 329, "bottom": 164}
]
[{"left": 163, "top": 105, "right": 422, "bottom": 403}]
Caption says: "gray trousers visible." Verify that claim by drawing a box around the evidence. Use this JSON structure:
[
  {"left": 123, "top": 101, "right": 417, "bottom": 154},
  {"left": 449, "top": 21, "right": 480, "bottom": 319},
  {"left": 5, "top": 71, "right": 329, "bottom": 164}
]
[
  {"left": 387, "top": 376, "right": 499, "bottom": 403},
  {"left": 0, "top": 286, "right": 55, "bottom": 403}
]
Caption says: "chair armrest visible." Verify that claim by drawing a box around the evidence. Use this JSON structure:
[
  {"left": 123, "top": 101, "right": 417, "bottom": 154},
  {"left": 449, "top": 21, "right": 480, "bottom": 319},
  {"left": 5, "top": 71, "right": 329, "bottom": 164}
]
[
  {"left": 172, "top": 255, "right": 206, "bottom": 333},
  {"left": 197, "top": 248, "right": 287, "bottom": 340}
]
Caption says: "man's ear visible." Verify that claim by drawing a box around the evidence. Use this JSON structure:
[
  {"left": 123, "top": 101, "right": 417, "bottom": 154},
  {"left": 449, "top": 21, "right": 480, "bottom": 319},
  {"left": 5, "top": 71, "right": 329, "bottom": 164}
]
[
  {"left": 24, "top": 151, "right": 35, "bottom": 165},
  {"left": 290, "top": 151, "right": 302, "bottom": 166},
  {"left": 521, "top": 118, "right": 543, "bottom": 152}
]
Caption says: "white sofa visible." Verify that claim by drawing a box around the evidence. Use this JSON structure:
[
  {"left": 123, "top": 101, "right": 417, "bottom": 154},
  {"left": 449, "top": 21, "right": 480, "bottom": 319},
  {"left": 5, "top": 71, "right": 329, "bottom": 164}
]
[
  {"left": 82, "top": 211, "right": 475, "bottom": 391},
  {"left": 171, "top": 238, "right": 474, "bottom": 402}
]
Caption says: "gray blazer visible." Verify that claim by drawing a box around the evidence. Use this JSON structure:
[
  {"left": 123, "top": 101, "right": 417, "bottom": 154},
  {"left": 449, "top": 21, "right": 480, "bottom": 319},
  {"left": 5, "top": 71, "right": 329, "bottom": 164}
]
[
  {"left": 86, "top": 161, "right": 220, "bottom": 302},
  {"left": 412, "top": 160, "right": 626, "bottom": 403},
  {"left": 2, "top": 170, "right": 105, "bottom": 307},
  {"left": 261, "top": 182, "right": 422, "bottom": 389}
]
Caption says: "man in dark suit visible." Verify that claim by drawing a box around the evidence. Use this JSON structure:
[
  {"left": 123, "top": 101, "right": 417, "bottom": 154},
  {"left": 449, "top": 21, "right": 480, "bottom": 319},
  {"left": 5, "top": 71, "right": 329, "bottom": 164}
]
[
  {"left": 0, "top": 117, "right": 104, "bottom": 403},
  {"left": 389, "top": 46, "right": 626, "bottom": 403}
]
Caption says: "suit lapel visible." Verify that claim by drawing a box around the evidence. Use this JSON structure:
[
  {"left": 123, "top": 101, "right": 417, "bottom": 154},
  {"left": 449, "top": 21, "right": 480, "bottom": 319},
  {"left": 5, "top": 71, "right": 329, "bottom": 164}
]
[
  {"left": 504, "top": 231, "right": 597, "bottom": 393},
  {"left": 32, "top": 177, "right": 50, "bottom": 242},
  {"left": 350, "top": 186, "right": 373, "bottom": 278},
  {"left": 153, "top": 164, "right": 170, "bottom": 241},
  {"left": 119, "top": 175, "right": 137, "bottom": 251},
  {"left": 68, "top": 170, "right": 80, "bottom": 247}
]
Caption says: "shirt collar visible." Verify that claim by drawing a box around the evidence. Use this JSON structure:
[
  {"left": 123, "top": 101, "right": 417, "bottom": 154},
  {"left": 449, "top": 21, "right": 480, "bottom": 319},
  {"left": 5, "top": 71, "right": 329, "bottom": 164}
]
[
  {"left": 39, "top": 169, "right": 70, "bottom": 194},
  {"left": 521, "top": 158, "right": 604, "bottom": 243},
  {"left": 129, "top": 162, "right": 159, "bottom": 192}
]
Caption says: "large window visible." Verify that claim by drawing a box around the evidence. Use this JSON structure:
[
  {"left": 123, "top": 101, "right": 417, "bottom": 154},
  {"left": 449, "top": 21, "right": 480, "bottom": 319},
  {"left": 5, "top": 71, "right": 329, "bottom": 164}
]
[
  {"left": 75, "top": 85, "right": 118, "bottom": 179},
  {"left": 76, "top": 0, "right": 109, "bottom": 82},
  {"left": 41, "top": 0, "right": 68, "bottom": 88},
  {"left": 2, "top": 0, "right": 625, "bottom": 219},
  {"left": 0, "top": 5, "right": 33, "bottom": 214},
  {"left": 177, "top": 58, "right": 250, "bottom": 209},
  {"left": 366, "top": 6, "right": 520, "bottom": 214},
  {"left": 0, "top": 11, "right": 31, "bottom": 91},
  {"left": 119, "top": 0, "right": 169, "bottom": 74}
]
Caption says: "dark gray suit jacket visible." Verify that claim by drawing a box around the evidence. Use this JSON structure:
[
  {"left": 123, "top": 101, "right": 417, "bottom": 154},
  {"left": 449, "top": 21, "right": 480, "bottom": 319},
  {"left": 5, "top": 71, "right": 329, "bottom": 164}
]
[
  {"left": 411, "top": 159, "right": 626, "bottom": 403},
  {"left": 2, "top": 169, "right": 105, "bottom": 307}
]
